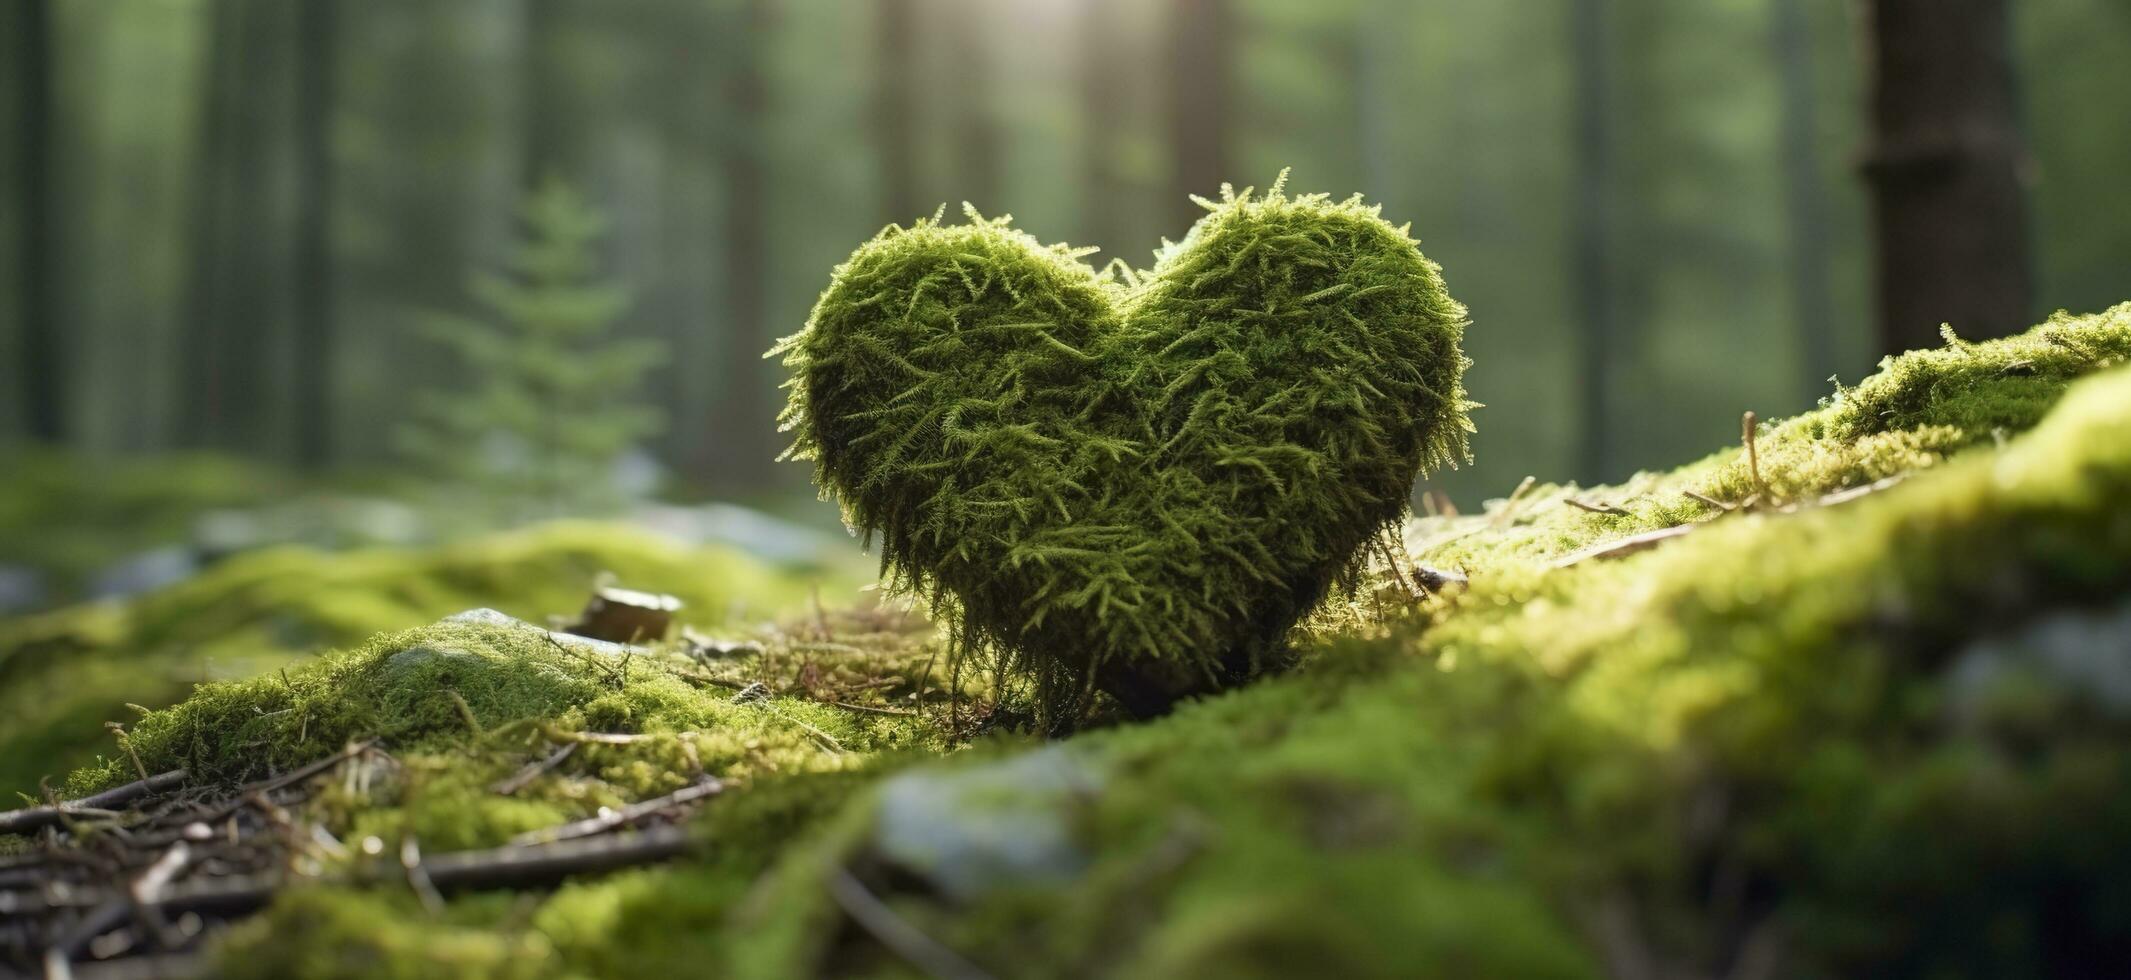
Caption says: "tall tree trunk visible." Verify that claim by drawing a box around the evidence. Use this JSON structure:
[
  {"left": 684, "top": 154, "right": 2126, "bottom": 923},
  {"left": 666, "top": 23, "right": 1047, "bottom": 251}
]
[
  {"left": 1773, "top": 0, "right": 1836, "bottom": 399},
  {"left": 520, "top": 0, "right": 566, "bottom": 191},
  {"left": 179, "top": 0, "right": 240, "bottom": 447},
  {"left": 1570, "top": 0, "right": 1617, "bottom": 480},
  {"left": 947, "top": 0, "right": 1003, "bottom": 215},
  {"left": 1860, "top": 0, "right": 2032, "bottom": 354},
  {"left": 715, "top": 0, "right": 772, "bottom": 489},
  {"left": 873, "top": 0, "right": 919, "bottom": 224},
  {"left": 1167, "top": 0, "right": 1231, "bottom": 234},
  {"left": 16, "top": 0, "right": 63, "bottom": 444},
  {"left": 1077, "top": 0, "right": 1128, "bottom": 261},
  {"left": 291, "top": 0, "right": 338, "bottom": 467}
]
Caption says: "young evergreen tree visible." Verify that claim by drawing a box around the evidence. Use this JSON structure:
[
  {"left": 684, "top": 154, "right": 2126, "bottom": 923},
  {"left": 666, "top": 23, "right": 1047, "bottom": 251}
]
[{"left": 397, "top": 179, "right": 662, "bottom": 524}]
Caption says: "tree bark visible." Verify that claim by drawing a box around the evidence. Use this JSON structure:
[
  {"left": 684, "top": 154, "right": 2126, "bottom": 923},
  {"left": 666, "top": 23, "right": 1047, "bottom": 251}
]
[
  {"left": 178, "top": 0, "right": 240, "bottom": 447},
  {"left": 873, "top": 0, "right": 919, "bottom": 224},
  {"left": 716, "top": 0, "right": 772, "bottom": 489},
  {"left": 520, "top": 0, "right": 566, "bottom": 192},
  {"left": 1166, "top": 0, "right": 1231, "bottom": 234},
  {"left": 291, "top": 0, "right": 338, "bottom": 466},
  {"left": 1860, "top": 0, "right": 2032, "bottom": 354},
  {"left": 1570, "top": 0, "right": 1618, "bottom": 481},
  {"left": 16, "top": 0, "right": 63, "bottom": 443},
  {"left": 1773, "top": 0, "right": 1836, "bottom": 400}
]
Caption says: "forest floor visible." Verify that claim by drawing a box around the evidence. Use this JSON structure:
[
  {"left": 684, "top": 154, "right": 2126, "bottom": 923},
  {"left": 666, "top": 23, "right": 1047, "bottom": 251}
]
[{"left": 4, "top": 304, "right": 2130, "bottom": 979}]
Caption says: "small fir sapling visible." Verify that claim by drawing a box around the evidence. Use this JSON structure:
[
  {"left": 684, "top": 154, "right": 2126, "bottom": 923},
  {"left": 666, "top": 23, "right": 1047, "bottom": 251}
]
[
  {"left": 774, "top": 174, "right": 1473, "bottom": 722},
  {"left": 398, "top": 179, "right": 665, "bottom": 525}
]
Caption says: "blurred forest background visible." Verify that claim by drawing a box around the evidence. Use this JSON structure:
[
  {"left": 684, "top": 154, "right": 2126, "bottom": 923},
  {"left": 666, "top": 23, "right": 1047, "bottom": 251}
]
[{"left": 1, "top": 0, "right": 2127, "bottom": 598}]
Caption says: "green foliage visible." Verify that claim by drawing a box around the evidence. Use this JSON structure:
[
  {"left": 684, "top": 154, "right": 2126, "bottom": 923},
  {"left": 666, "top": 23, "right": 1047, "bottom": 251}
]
[
  {"left": 396, "top": 179, "right": 664, "bottom": 524},
  {"left": 1403, "top": 304, "right": 2131, "bottom": 584},
  {"left": 774, "top": 178, "right": 1471, "bottom": 720},
  {"left": 728, "top": 315, "right": 2131, "bottom": 978},
  {"left": 32, "top": 306, "right": 2130, "bottom": 978},
  {"left": 0, "top": 520, "right": 848, "bottom": 798}
]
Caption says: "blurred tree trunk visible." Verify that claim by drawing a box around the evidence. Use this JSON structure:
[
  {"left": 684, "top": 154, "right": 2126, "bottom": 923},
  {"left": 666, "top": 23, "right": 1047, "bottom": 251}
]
[
  {"left": 1774, "top": 0, "right": 1835, "bottom": 399},
  {"left": 715, "top": 0, "right": 772, "bottom": 488},
  {"left": 873, "top": 0, "right": 918, "bottom": 224},
  {"left": 520, "top": 0, "right": 565, "bottom": 190},
  {"left": 1860, "top": 0, "right": 2032, "bottom": 353},
  {"left": 15, "top": 0, "right": 63, "bottom": 444},
  {"left": 947, "top": 0, "right": 1003, "bottom": 215},
  {"left": 179, "top": 0, "right": 244, "bottom": 448},
  {"left": 1077, "top": 0, "right": 1128, "bottom": 260},
  {"left": 1166, "top": 0, "right": 1231, "bottom": 234},
  {"left": 1570, "top": 0, "right": 1617, "bottom": 480},
  {"left": 291, "top": 0, "right": 338, "bottom": 466},
  {"left": 181, "top": 0, "right": 298, "bottom": 453}
]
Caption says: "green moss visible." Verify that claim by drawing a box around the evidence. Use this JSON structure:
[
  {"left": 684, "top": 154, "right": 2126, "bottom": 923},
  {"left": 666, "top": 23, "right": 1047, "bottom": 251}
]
[
  {"left": 37, "top": 308, "right": 2131, "bottom": 978},
  {"left": 722, "top": 312, "right": 2131, "bottom": 978},
  {"left": 1405, "top": 303, "right": 2131, "bottom": 583},
  {"left": 214, "top": 890, "right": 560, "bottom": 980},
  {"left": 776, "top": 177, "right": 1470, "bottom": 720},
  {"left": 0, "top": 520, "right": 858, "bottom": 798}
]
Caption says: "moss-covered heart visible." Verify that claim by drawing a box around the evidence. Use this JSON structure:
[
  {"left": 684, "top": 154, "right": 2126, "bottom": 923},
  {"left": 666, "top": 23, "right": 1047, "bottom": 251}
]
[{"left": 773, "top": 178, "right": 1471, "bottom": 722}]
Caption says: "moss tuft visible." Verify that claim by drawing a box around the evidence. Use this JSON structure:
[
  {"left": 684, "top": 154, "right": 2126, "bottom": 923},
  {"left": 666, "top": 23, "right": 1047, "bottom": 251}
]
[
  {"left": 0, "top": 520, "right": 855, "bottom": 798},
  {"left": 775, "top": 179, "right": 1470, "bottom": 720},
  {"left": 1402, "top": 302, "right": 2131, "bottom": 584}
]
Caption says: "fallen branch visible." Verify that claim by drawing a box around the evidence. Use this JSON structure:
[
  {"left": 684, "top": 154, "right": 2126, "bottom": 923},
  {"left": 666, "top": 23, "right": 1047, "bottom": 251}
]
[
  {"left": 18, "top": 825, "right": 696, "bottom": 925},
  {"left": 0, "top": 770, "right": 188, "bottom": 835},
  {"left": 508, "top": 778, "right": 725, "bottom": 846}
]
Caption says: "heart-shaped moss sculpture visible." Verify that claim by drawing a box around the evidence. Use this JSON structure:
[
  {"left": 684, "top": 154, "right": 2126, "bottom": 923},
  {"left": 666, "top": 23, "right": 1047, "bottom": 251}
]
[{"left": 773, "top": 177, "right": 1471, "bottom": 722}]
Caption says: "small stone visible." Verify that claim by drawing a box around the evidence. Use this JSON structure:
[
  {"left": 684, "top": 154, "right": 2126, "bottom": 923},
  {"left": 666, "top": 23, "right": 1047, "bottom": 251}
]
[{"left": 871, "top": 746, "right": 1100, "bottom": 902}]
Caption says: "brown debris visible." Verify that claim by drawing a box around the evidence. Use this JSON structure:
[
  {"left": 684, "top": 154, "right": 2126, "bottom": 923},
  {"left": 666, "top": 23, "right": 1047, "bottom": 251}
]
[{"left": 563, "top": 585, "right": 682, "bottom": 644}]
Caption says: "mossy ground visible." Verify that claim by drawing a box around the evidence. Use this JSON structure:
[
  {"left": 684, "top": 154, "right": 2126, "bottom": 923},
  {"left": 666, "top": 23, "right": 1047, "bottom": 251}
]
[
  {"left": 15, "top": 306, "right": 2131, "bottom": 978},
  {"left": 0, "top": 521, "right": 864, "bottom": 799}
]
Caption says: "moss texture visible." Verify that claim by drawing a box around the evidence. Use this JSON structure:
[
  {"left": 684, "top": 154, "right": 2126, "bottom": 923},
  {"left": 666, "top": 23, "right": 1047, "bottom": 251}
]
[
  {"left": 31, "top": 305, "right": 2131, "bottom": 978},
  {"left": 0, "top": 521, "right": 857, "bottom": 798},
  {"left": 775, "top": 177, "right": 1471, "bottom": 720}
]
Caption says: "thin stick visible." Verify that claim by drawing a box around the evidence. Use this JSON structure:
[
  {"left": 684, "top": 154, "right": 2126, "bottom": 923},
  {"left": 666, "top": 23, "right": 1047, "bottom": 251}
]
[
  {"left": 1564, "top": 497, "right": 1630, "bottom": 516},
  {"left": 402, "top": 836, "right": 445, "bottom": 913},
  {"left": 1682, "top": 490, "right": 1733, "bottom": 512},
  {"left": 1552, "top": 525, "right": 1698, "bottom": 568},
  {"left": 508, "top": 778, "right": 725, "bottom": 846},
  {"left": 825, "top": 700, "right": 920, "bottom": 718},
  {"left": 0, "top": 770, "right": 188, "bottom": 835},
  {"left": 826, "top": 867, "right": 997, "bottom": 980},
  {"left": 1491, "top": 475, "right": 1538, "bottom": 528},
  {"left": 1743, "top": 411, "right": 1769, "bottom": 500},
  {"left": 493, "top": 743, "right": 576, "bottom": 796},
  {"left": 21, "top": 827, "right": 697, "bottom": 925}
]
